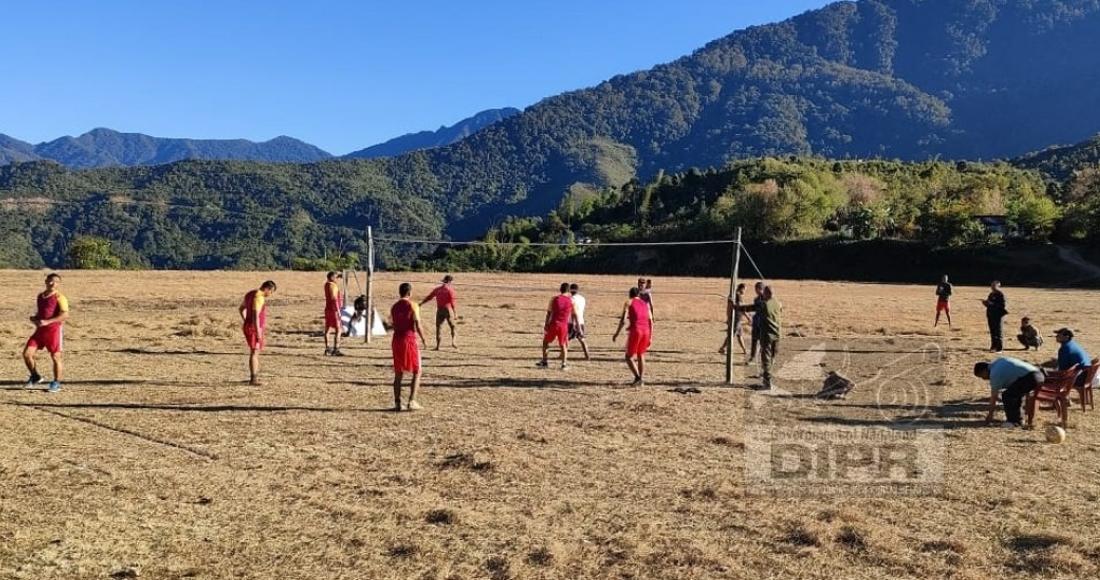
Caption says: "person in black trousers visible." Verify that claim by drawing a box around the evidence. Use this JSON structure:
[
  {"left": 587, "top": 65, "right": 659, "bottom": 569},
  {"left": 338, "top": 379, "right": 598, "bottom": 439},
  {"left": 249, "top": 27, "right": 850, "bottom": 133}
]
[
  {"left": 974, "top": 358, "right": 1045, "bottom": 428},
  {"left": 981, "top": 281, "right": 1008, "bottom": 353}
]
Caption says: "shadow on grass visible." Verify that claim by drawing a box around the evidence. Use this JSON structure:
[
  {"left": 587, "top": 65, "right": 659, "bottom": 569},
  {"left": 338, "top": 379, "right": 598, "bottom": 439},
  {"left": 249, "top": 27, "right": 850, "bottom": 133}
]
[
  {"left": 6, "top": 401, "right": 396, "bottom": 414},
  {"left": 798, "top": 399, "right": 990, "bottom": 430},
  {"left": 105, "top": 348, "right": 238, "bottom": 356}
]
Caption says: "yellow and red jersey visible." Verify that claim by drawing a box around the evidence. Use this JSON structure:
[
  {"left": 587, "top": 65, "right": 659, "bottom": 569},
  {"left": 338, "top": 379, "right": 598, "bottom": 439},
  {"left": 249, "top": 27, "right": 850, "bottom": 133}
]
[
  {"left": 242, "top": 289, "right": 267, "bottom": 328},
  {"left": 36, "top": 290, "right": 69, "bottom": 324},
  {"left": 324, "top": 281, "right": 341, "bottom": 311}
]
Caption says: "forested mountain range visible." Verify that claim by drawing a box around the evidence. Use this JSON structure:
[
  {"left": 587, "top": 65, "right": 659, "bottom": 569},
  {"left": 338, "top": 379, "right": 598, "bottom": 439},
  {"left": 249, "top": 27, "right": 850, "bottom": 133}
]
[
  {"left": 0, "top": 108, "right": 521, "bottom": 169},
  {"left": 0, "top": 128, "right": 334, "bottom": 169},
  {"left": 401, "top": 0, "right": 1100, "bottom": 236},
  {"left": 1016, "top": 133, "right": 1100, "bottom": 181},
  {"left": 3, "top": 0, "right": 1100, "bottom": 270},
  {"left": 343, "top": 108, "right": 521, "bottom": 159}
]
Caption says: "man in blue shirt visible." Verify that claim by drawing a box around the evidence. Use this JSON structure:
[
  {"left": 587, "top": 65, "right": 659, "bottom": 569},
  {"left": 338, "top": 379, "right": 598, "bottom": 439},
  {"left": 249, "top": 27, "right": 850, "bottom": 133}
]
[
  {"left": 1054, "top": 328, "right": 1093, "bottom": 387},
  {"left": 974, "top": 357, "right": 1045, "bottom": 427}
]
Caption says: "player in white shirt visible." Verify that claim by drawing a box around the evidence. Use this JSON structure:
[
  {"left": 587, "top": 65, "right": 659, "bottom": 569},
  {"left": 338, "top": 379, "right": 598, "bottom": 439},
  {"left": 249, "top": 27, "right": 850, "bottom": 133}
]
[{"left": 568, "top": 283, "right": 590, "bottom": 360}]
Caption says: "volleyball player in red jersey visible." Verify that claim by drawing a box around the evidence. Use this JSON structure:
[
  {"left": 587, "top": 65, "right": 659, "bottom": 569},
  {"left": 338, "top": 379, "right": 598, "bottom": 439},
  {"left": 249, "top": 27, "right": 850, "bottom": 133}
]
[
  {"left": 538, "top": 282, "right": 574, "bottom": 369},
  {"left": 391, "top": 282, "right": 427, "bottom": 411},
  {"left": 323, "top": 271, "right": 344, "bottom": 356},
  {"left": 420, "top": 274, "right": 458, "bottom": 350},
  {"left": 23, "top": 273, "right": 70, "bottom": 393},
  {"left": 240, "top": 280, "right": 276, "bottom": 386},
  {"left": 613, "top": 286, "right": 653, "bottom": 385}
]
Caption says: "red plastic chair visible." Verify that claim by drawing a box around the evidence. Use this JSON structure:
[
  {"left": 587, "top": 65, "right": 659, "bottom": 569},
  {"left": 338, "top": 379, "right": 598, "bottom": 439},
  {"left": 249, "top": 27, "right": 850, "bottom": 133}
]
[
  {"left": 1075, "top": 358, "right": 1099, "bottom": 412},
  {"left": 1026, "top": 366, "right": 1080, "bottom": 429}
]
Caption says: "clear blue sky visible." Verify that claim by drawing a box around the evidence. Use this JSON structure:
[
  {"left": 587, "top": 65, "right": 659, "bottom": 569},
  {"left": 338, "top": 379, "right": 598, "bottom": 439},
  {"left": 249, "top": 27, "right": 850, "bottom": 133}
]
[{"left": 2, "top": 1, "right": 830, "bottom": 155}]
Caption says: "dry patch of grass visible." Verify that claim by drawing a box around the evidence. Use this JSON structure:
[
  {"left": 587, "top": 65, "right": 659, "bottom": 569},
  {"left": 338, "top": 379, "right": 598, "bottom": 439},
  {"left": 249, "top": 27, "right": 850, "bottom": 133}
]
[{"left": 1, "top": 271, "right": 1100, "bottom": 579}]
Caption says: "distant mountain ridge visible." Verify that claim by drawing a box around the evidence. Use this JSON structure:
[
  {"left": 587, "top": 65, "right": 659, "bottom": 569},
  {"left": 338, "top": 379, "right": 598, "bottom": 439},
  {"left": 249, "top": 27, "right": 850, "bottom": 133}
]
[
  {"left": 5, "top": 0, "right": 1100, "bottom": 269},
  {"left": 1014, "top": 133, "right": 1100, "bottom": 181},
  {"left": 0, "top": 128, "right": 334, "bottom": 169},
  {"left": 0, "top": 134, "right": 39, "bottom": 164},
  {"left": 343, "top": 107, "right": 521, "bottom": 159},
  {"left": 0, "top": 108, "right": 521, "bottom": 168}
]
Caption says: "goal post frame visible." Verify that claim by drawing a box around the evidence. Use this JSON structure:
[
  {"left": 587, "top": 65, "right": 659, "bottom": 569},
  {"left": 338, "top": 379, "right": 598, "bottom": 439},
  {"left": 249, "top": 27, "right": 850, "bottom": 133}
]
[{"left": 725, "top": 227, "right": 742, "bottom": 385}]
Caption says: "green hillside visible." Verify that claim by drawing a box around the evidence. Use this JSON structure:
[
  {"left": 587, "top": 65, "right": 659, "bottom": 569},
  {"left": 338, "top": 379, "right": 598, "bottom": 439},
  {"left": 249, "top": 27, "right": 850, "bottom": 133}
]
[
  {"left": 5, "top": 0, "right": 1100, "bottom": 269},
  {"left": 415, "top": 157, "right": 1064, "bottom": 273},
  {"left": 0, "top": 160, "right": 441, "bottom": 269}
]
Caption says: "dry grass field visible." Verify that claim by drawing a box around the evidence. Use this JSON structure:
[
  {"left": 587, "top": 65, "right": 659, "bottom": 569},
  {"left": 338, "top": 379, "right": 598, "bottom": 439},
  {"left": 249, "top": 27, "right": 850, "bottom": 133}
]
[{"left": 2, "top": 270, "right": 1100, "bottom": 579}]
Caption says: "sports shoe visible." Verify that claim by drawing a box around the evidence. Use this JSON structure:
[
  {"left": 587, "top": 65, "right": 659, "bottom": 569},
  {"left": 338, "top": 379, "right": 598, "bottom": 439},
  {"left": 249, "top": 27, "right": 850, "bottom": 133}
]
[
  {"left": 407, "top": 400, "right": 423, "bottom": 411},
  {"left": 394, "top": 401, "right": 403, "bottom": 412},
  {"left": 560, "top": 363, "right": 569, "bottom": 370},
  {"left": 1002, "top": 421, "right": 1022, "bottom": 429},
  {"left": 324, "top": 348, "right": 332, "bottom": 356},
  {"left": 26, "top": 372, "right": 42, "bottom": 388},
  {"left": 47, "top": 381, "right": 61, "bottom": 394},
  {"left": 331, "top": 349, "right": 345, "bottom": 357},
  {"left": 631, "top": 377, "right": 644, "bottom": 386},
  {"left": 535, "top": 360, "right": 549, "bottom": 368}
]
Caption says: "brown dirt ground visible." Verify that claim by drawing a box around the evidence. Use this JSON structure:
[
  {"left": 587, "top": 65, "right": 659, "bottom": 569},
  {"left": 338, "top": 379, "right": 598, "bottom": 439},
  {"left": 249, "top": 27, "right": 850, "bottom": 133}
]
[{"left": 1, "top": 270, "right": 1099, "bottom": 580}]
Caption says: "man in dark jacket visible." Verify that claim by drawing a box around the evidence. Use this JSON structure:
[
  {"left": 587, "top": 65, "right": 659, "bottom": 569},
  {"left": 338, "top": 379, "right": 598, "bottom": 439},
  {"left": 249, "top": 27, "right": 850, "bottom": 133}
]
[{"left": 982, "top": 281, "right": 1008, "bottom": 353}]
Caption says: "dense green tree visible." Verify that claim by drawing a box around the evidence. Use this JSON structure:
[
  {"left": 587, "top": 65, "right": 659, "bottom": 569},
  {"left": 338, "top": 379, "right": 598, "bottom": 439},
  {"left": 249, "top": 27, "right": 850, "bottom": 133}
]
[{"left": 67, "top": 236, "right": 122, "bottom": 269}]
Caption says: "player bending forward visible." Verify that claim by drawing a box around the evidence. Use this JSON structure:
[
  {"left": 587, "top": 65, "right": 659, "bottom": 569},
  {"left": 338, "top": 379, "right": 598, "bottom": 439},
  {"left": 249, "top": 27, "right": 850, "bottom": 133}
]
[
  {"left": 538, "top": 283, "right": 574, "bottom": 369},
  {"left": 392, "top": 283, "right": 428, "bottom": 411},
  {"left": 613, "top": 287, "right": 653, "bottom": 385},
  {"left": 24, "top": 273, "right": 70, "bottom": 393},
  {"left": 240, "top": 280, "right": 276, "bottom": 386}
]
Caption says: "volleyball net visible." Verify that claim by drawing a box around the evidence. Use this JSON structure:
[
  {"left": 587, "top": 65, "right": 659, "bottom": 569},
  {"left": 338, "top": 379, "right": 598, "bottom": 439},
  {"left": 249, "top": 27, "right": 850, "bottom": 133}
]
[{"left": 347, "top": 228, "right": 769, "bottom": 384}]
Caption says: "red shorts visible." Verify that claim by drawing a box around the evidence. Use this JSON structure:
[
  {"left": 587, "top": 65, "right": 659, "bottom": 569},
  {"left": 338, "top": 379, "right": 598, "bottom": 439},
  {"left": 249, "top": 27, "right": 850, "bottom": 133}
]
[
  {"left": 392, "top": 336, "right": 421, "bottom": 374},
  {"left": 936, "top": 300, "right": 950, "bottom": 313},
  {"left": 324, "top": 308, "right": 341, "bottom": 330},
  {"left": 243, "top": 324, "right": 265, "bottom": 351},
  {"left": 26, "top": 325, "right": 63, "bottom": 354},
  {"left": 544, "top": 322, "right": 569, "bottom": 346},
  {"left": 626, "top": 328, "right": 652, "bottom": 357}
]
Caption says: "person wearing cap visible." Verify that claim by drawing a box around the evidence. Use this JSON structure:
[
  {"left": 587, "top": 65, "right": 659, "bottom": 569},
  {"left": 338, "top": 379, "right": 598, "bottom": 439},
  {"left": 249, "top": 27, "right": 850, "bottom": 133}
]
[
  {"left": 421, "top": 275, "right": 458, "bottom": 350},
  {"left": 323, "top": 271, "right": 344, "bottom": 356},
  {"left": 974, "top": 357, "right": 1044, "bottom": 428},
  {"left": 1016, "top": 317, "right": 1042, "bottom": 351},
  {"left": 738, "top": 285, "right": 782, "bottom": 390},
  {"left": 1054, "top": 328, "right": 1092, "bottom": 387}
]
